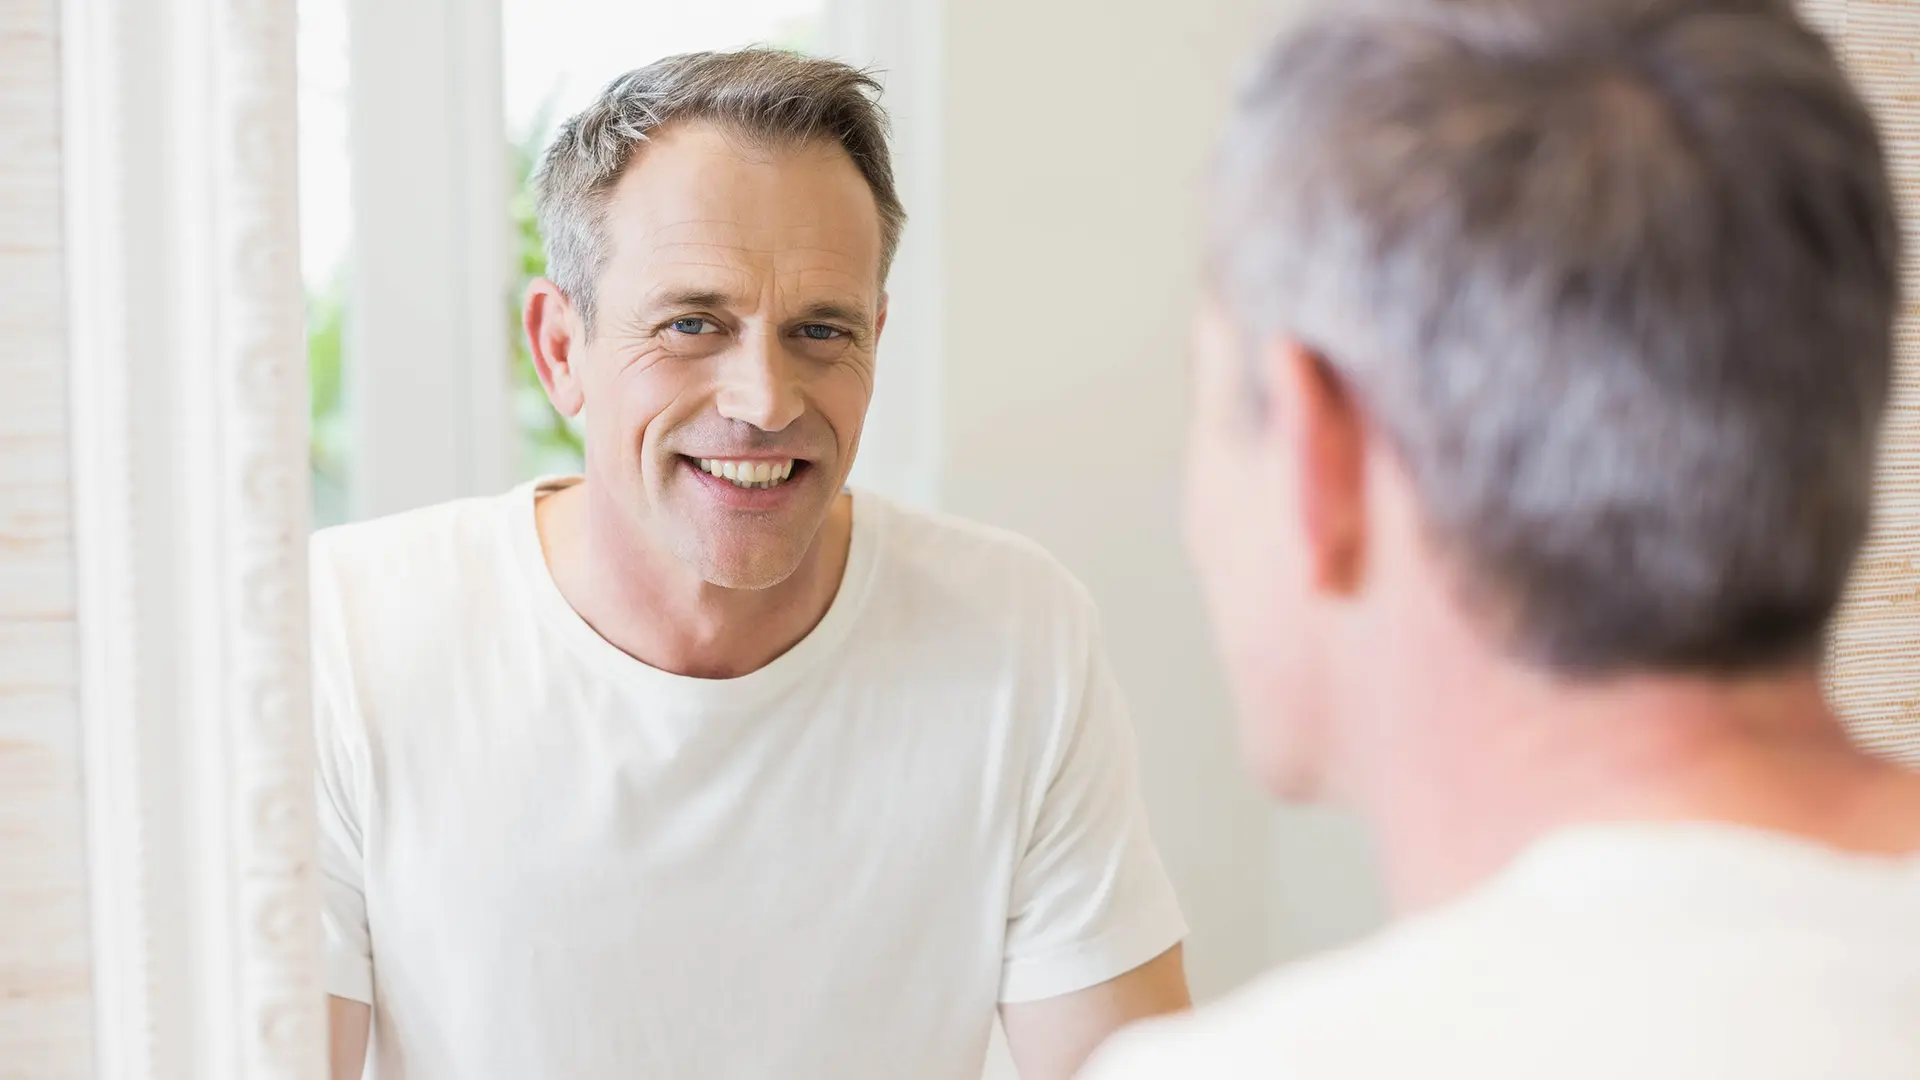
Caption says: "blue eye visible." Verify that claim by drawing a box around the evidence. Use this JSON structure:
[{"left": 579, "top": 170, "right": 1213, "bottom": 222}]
[
  {"left": 670, "top": 317, "right": 715, "bottom": 335},
  {"left": 798, "top": 324, "right": 844, "bottom": 341}
]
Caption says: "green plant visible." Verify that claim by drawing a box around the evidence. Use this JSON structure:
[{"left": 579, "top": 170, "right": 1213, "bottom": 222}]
[
  {"left": 305, "top": 111, "right": 583, "bottom": 527},
  {"left": 308, "top": 269, "right": 351, "bottom": 528},
  {"left": 509, "top": 108, "right": 586, "bottom": 477}
]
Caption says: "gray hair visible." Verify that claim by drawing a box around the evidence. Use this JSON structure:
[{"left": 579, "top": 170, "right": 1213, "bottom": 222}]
[
  {"left": 1212, "top": 0, "right": 1902, "bottom": 674},
  {"left": 535, "top": 49, "right": 908, "bottom": 328}
]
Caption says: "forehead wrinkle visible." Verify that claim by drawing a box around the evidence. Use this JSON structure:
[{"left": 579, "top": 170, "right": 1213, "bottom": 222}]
[
  {"left": 776, "top": 258, "right": 870, "bottom": 292},
  {"left": 784, "top": 259, "right": 867, "bottom": 282},
  {"left": 630, "top": 262, "right": 754, "bottom": 303},
  {"left": 639, "top": 252, "right": 759, "bottom": 279},
  {"left": 645, "top": 237, "right": 871, "bottom": 272},
  {"left": 640, "top": 213, "right": 872, "bottom": 253},
  {"left": 643, "top": 237, "right": 773, "bottom": 265},
  {"left": 641, "top": 216, "right": 841, "bottom": 250},
  {"left": 615, "top": 224, "right": 879, "bottom": 321},
  {"left": 771, "top": 241, "right": 870, "bottom": 267}
]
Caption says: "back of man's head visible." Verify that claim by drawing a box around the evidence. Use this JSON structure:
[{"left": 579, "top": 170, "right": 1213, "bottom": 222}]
[{"left": 1210, "top": 0, "right": 1901, "bottom": 676}]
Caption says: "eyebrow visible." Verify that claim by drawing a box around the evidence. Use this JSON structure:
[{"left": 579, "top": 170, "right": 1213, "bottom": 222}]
[
  {"left": 643, "top": 288, "right": 736, "bottom": 315},
  {"left": 796, "top": 301, "right": 874, "bottom": 335}
]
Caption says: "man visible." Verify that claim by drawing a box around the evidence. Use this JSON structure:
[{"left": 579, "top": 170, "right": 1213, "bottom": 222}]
[
  {"left": 315, "top": 50, "right": 1188, "bottom": 1080},
  {"left": 1086, "top": 1, "right": 1920, "bottom": 1077}
]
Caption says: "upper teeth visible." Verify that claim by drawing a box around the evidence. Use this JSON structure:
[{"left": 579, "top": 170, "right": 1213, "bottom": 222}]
[{"left": 698, "top": 458, "right": 796, "bottom": 489}]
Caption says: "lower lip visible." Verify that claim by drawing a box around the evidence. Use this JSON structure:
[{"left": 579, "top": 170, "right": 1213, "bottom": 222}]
[{"left": 680, "top": 457, "right": 809, "bottom": 509}]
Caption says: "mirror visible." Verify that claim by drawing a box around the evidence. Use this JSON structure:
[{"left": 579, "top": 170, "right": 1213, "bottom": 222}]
[{"left": 5, "top": 0, "right": 1915, "bottom": 1078}]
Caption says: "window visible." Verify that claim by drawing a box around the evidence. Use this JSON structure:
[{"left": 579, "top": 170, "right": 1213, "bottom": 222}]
[{"left": 297, "top": 0, "right": 353, "bottom": 527}]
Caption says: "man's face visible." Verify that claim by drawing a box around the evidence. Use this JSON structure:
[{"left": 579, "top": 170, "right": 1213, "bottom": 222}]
[
  {"left": 1183, "top": 303, "right": 1335, "bottom": 798},
  {"left": 564, "top": 123, "right": 886, "bottom": 589}
]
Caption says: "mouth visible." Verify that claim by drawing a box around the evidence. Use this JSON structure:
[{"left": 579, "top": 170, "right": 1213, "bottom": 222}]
[{"left": 682, "top": 456, "right": 808, "bottom": 492}]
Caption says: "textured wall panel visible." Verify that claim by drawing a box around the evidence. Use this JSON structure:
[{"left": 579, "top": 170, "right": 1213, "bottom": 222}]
[
  {"left": 0, "top": 0, "right": 96, "bottom": 1076},
  {"left": 1806, "top": 1, "right": 1920, "bottom": 767}
]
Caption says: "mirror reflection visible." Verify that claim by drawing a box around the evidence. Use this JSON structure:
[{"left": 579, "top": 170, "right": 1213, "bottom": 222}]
[{"left": 4, "top": 1, "right": 1918, "bottom": 1079}]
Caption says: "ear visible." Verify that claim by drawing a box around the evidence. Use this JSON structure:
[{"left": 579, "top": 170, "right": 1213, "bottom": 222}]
[
  {"left": 1260, "top": 337, "right": 1369, "bottom": 595},
  {"left": 524, "top": 278, "right": 586, "bottom": 418},
  {"left": 873, "top": 292, "right": 890, "bottom": 348}
]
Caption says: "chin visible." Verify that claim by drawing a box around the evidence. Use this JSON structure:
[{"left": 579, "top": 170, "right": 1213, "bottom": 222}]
[
  {"left": 665, "top": 504, "right": 822, "bottom": 591},
  {"left": 693, "top": 547, "right": 810, "bottom": 591}
]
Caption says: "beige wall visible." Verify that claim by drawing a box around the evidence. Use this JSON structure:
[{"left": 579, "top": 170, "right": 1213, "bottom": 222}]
[
  {"left": 937, "top": 0, "right": 1386, "bottom": 1008},
  {"left": 0, "top": 0, "right": 95, "bottom": 1076}
]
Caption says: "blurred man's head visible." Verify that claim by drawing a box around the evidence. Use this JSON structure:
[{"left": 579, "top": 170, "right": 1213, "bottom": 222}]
[
  {"left": 1186, "top": 0, "right": 1901, "bottom": 797},
  {"left": 526, "top": 50, "right": 906, "bottom": 589}
]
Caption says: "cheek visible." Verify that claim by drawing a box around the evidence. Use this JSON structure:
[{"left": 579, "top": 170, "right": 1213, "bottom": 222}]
[
  {"left": 1184, "top": 427, "right": 1254, "bottom": 613},
  {"left": 1227, "top": 513, "right": 1329, "bottom": 796},
  {"left": 1186, "top": 424, "right": 1322, "bottom": 780},
  {"left": 589, "top": 349, "right": 689, "bottom": 457},
  {"left": 806, "top": 361, "right": 875, "bottom": 452}
]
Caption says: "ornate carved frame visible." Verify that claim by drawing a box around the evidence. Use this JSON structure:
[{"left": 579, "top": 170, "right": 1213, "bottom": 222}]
[{"left": 60, "top": 0, "right": 324, "bottom": 1076}]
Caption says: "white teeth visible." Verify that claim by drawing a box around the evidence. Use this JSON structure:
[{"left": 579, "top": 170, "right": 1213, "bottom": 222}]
[{"left": 695, "top": 457, "right": 798, "bottom": 490}]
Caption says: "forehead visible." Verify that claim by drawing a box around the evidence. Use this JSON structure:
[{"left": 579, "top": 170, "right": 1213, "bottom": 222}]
[{"left": 600, "top": 122, "right": 884, "bottom": 301}]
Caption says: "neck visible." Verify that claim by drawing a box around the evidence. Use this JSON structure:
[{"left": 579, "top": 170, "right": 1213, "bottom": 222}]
[
  {"left": 537, "top": 478, "right": 854, "bottom": 679},
  {"left": 1347, "top": 651, "right": 1920, "bottom": 913}
]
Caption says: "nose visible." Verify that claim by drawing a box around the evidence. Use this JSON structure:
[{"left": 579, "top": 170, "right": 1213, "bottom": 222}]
[{"left": 714, "top": 329, "right": 805, "bottom": 433}]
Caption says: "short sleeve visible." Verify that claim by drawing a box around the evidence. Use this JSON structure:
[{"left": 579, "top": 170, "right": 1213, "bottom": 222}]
[
  {"left": 312, "top": 542, "right": 375, "bottom": 1004},
  {"left": 999, "top": 600, "right": 1188, "bottom": 1003}
]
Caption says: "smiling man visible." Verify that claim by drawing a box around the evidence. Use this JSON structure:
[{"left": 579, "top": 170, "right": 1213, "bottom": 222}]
[{"left": 313, "top": 51, "right": 1187, "bottom": 1080}]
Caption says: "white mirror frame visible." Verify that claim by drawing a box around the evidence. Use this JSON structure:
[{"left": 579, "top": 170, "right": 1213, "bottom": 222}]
[{"left": 60, "top": 0, "right": 325, "bottom": 1076}]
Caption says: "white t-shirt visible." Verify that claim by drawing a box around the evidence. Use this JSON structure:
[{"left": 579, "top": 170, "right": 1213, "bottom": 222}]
[
  {"left": 311, "top": 478, "right": 1186, "bottom": 1080},
  {"left": 1086, "top": 822, "right": 1920, "bottom": 1080}
]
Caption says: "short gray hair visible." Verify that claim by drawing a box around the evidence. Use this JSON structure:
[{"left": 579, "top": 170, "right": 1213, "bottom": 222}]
[
  {"left": 535, "top": 49, "right": 908, "bottom": 328},
  {"left": 1213, "top": 0, "right": 1902, "bottom": 674}
]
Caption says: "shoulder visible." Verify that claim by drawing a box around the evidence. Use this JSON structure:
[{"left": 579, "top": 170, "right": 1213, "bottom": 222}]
[
  {"left": 1085, "top": 906, "right": 1529, "bottom": 1079},
  {"left": 308, "top": 487, "right": 532, "bottom": 638},
  {"left": 1081, "top": 963, "right": 1327, "bottom": 1079},
  {"left": 853, "top": 497, "right": 1113, "bottom": 769},
  {"left": 860, "top": 492, "right": 1098, "bottom": 630},
  {"left": 310, "top": 490, "right": 514, "bottom": 594},
  {"left": 308, "top": 488, "right": 525, "bottom": 668}
]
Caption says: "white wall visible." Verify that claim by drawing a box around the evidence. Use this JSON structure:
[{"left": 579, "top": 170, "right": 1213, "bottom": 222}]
[{"left": 927, "top": 0, "right": 1387, "bottom": 1008}]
